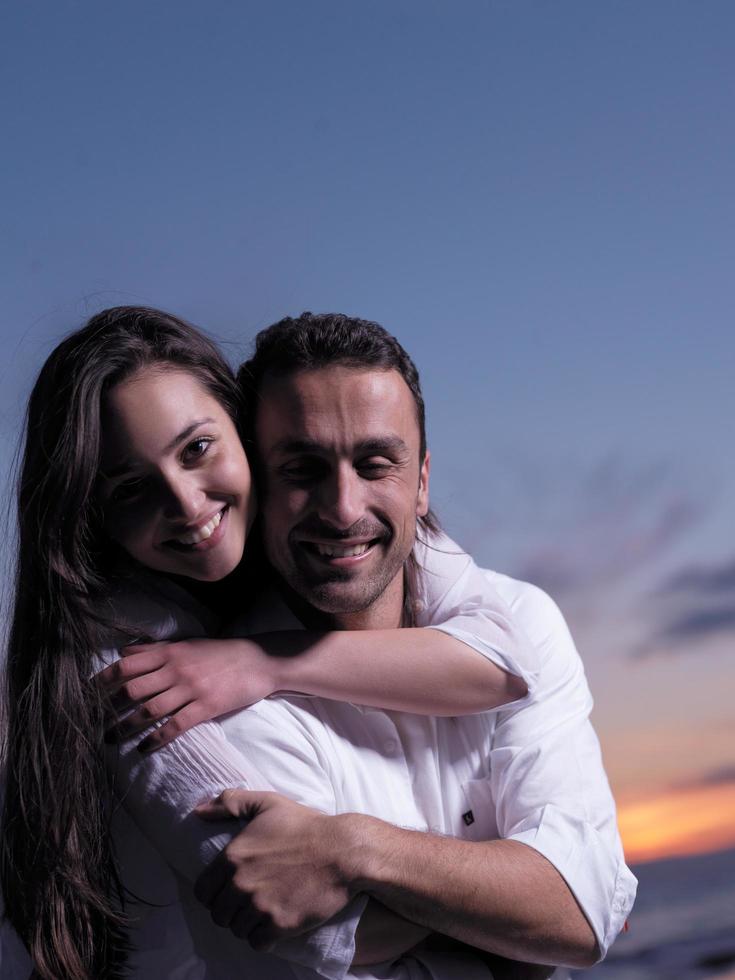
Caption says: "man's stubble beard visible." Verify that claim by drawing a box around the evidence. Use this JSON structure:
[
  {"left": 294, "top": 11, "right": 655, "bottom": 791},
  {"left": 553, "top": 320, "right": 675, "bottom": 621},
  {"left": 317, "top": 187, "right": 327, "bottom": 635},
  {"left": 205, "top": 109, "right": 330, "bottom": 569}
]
[
  {"left": 288, "top": 557, "right": 404, "bottom": 616},
  {"left": 271, "top": 513, "right": 415, "bottom": 618}
]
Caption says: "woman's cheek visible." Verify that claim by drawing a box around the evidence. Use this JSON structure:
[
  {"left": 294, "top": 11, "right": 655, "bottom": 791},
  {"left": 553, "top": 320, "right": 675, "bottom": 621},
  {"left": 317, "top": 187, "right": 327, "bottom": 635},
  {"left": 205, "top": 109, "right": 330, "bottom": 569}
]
[
  {"left": 221, "top": 449, "right": 255, "bottom": 508},
  {"left": 104, "top": 506, "right": 154, "bottom": 560}
]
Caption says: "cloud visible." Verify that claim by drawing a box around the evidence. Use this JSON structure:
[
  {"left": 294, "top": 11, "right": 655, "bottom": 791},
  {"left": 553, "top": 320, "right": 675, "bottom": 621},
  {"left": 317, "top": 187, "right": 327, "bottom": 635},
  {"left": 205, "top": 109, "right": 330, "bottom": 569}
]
[
  {"left": 521, "top": 497, "right": 699, "bottom": 595},
  {"left": 662, "top": 559, "right": 735, "bottom": 595},
  {"left": 450, "top": 453, "right": 717, "bottom": 664},
  {"left": 654, "top": 606, "right": 735, "bottom": 643},
  {"left": 636, "top": 604, "right": 735, "bottom": 657},
  {"left": 510, "top": 464, "right": 703, "bottom": 598},
  {"left": 639, "top": 555, "right": 735, "bottom": 656},
  {"left": 636, "top": 608, "right": 735, "bottom": 656},
  {"left": 672, "top": 765, "right": 735, "bottom": 792}
]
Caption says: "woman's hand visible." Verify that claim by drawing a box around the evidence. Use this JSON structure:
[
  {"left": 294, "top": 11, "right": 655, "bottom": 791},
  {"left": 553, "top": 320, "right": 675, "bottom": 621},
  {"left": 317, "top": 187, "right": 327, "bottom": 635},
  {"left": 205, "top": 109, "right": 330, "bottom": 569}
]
[{"left": 98, "top": 638, "right": 281, "bottom": 752}]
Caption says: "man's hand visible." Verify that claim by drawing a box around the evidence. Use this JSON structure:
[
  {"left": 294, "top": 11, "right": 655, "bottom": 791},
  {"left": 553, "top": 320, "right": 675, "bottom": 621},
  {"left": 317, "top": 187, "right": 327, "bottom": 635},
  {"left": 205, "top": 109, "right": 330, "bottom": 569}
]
[{"left": 194, "top": 789, "right": 354, "bottom": 950}]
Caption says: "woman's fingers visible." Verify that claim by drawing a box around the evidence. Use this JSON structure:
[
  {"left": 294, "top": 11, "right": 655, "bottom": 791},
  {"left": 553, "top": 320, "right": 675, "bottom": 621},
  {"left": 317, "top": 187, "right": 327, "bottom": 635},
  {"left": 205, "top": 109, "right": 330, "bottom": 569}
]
[
  {"left": 97, "top": 644, "right": 169, "bottom": 695},
  {"left": 108, "top": 665, "right": 175, "bottom": 713},
  {"left": 119, "top": 642, "right": 163, "bottom": 659},
  {"left": 107, "top": 689, "right": 192, "bottom": 740},
  {"left": 100, "top": 638, "right": 276, "bottom": 748},
  {"left": 136, "top": 703, "right": 206, "bottom": 753}
]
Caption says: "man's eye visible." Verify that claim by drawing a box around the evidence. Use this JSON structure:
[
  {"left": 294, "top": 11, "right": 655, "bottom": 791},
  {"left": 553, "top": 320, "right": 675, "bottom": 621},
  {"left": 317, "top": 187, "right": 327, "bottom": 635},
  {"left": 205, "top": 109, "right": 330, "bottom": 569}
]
[
  {"left": 182, "top": 437, "right": 213, "bottom": 463},
  {"left": 358, "top": 457, "right": 393, "bottom": 477},
  {"left": 280, "top": 459, "right": 323, "bottom": 481}
]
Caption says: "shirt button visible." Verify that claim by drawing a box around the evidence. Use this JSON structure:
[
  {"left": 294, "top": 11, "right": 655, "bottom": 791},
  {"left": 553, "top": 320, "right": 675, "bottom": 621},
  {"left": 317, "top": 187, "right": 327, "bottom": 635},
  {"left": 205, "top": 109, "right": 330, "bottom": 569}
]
[{"left": 383, "top": 739, "right": 399, "bottom": 755}]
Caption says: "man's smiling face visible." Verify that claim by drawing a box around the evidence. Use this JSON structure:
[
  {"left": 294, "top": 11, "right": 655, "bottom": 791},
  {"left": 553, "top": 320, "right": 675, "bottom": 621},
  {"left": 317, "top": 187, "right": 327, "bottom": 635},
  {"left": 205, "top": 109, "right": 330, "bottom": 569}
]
[{"left": 255, "top": 364, "right": 430, "bottom": 627}]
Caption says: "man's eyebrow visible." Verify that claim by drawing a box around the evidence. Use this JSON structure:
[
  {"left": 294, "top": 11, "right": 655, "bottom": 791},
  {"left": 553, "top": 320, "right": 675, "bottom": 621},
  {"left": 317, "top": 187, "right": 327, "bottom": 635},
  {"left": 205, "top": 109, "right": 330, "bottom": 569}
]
[
  {"left": 354, "top": 436, "right": 410, "bottom": 456},
  {"left": 269, "top": 438, "right": 324, "bottom": 456},
  {"left": 101, "top": 418, "right": 216, "bottom": 480},
  {"left": 270, "top": 436, "right": 410, "bottom": 456}
]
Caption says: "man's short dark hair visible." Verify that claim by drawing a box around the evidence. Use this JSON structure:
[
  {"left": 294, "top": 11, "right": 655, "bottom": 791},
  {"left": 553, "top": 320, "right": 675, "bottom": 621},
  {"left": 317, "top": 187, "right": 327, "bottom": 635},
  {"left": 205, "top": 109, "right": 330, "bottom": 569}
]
[{"left": 239, "top": 311, "right": 428, "bottom": 461}]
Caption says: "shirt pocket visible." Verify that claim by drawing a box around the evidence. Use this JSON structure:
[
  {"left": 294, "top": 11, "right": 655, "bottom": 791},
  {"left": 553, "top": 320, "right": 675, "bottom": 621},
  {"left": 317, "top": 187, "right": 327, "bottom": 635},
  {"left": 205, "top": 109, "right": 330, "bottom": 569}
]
[{"left": 459, "top": 778, "right": 500, "bottom": 842}]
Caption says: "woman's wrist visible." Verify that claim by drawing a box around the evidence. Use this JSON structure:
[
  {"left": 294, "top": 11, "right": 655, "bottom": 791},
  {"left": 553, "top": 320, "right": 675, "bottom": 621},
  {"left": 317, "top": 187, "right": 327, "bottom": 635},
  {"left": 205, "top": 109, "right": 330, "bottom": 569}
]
[
  {"left": 254, "top": 630, "right": 333, "bottom": 697},
  {"left": 229, "top": 636, "right": 285, "bottom": 700}
]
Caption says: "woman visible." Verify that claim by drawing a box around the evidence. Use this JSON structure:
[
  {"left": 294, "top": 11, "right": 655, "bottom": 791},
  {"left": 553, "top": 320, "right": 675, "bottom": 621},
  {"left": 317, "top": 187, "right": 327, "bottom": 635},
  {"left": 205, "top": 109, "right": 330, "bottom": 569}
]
[{"left": 1, "top": 306, "right": 533, "bottom": 979}]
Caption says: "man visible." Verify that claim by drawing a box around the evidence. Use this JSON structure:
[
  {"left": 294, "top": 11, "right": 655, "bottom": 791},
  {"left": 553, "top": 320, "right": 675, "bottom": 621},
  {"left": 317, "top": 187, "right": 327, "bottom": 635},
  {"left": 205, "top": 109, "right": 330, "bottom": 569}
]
[
  {"left": 109, "top": 312, "right": 634, "bottom": 979},
  {"left": 185, "top": 312, "right": 635, "bottom": 975}
]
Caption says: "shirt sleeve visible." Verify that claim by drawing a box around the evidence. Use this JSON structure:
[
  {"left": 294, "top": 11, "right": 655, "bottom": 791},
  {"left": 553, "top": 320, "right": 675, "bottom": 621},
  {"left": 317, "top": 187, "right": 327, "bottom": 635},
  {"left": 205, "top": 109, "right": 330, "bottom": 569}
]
[
  {"left": 486, "top": 581, "right": 637, "bottom": 960},
  {"left": 103, "top": 661, "right": 365, "bottom": 980},
  {"left": 413, "top": 531, "right": 540, "bottom": 703}
]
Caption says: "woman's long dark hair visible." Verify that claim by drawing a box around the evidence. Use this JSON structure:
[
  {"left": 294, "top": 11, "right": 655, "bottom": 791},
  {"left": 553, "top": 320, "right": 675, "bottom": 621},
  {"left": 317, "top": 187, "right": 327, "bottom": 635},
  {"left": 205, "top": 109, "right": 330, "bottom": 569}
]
[{"left": 1, "top": 307, "right": 243, "bottom": 979}]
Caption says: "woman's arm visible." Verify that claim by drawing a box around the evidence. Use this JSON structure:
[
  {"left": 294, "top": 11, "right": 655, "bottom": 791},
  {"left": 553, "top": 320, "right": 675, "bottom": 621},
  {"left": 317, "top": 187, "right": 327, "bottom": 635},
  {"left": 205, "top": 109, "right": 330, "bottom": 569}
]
[
  {"left": 102, "top": 532, "right": 538, "bottom": 751},
  {"left": 103, "top": 628, "right": 526, "bottom": 750}
]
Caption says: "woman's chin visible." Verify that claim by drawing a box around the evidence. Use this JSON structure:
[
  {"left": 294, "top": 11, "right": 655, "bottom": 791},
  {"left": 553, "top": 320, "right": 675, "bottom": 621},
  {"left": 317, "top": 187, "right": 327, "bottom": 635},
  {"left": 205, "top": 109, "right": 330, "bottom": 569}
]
[{"left": 137, "top": 506, "right": 247, "bottom": 583}]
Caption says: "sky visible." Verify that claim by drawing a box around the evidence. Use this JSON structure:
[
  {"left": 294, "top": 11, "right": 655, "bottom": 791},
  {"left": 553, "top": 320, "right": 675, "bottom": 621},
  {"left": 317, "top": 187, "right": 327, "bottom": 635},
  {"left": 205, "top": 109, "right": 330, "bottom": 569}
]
[{"left": 2, "top": 0, "right": 734, "bottom": 867}]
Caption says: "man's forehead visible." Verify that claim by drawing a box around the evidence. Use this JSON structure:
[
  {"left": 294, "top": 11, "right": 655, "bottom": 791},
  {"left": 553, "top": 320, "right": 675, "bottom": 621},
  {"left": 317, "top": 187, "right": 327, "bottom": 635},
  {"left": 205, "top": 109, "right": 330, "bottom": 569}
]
[
  {"left": 255, "top": 365, "right": 419, "bottom": 446},
  {"left": 258, "top": 363, "right": 405, "bottom": 398}
]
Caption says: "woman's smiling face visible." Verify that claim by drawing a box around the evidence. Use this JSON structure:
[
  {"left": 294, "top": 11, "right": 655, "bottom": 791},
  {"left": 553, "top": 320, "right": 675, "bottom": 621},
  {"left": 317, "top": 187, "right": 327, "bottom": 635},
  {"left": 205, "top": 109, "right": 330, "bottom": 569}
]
[{"left": 100, "top": 365, "right": 254, "bottom": 582}]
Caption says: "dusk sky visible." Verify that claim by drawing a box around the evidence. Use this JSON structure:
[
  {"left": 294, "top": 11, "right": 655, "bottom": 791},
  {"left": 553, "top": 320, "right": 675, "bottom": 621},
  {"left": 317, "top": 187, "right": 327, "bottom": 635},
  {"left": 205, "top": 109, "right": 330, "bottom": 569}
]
[{"left": 2, "top": 1, "right": 734, "bottom": 868}]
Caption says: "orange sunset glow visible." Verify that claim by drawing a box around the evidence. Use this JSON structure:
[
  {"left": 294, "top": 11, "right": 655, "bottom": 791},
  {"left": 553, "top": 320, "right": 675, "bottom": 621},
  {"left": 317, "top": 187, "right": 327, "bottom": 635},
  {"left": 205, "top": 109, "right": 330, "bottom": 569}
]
[{"left": 617, "top": 781, "right": 735, "bottom": 865}]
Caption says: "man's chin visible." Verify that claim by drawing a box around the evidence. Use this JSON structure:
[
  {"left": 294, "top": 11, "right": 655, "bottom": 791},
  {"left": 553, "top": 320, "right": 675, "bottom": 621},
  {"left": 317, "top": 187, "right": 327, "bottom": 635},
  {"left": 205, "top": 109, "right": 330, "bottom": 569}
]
[
  {"left": 299, "top": 582, "right": 381, "bottom": 616},
  {"left": 278, "top": 551, "right": 409, "bottom": 622}
]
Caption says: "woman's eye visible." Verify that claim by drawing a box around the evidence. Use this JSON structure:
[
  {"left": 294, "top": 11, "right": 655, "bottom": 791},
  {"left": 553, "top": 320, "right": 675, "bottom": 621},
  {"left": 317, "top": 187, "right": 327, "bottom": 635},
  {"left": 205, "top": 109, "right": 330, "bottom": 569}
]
[
  {"left": 183, "top": 437, "right": 213, "bottom": 463},
  {"left": 110, "top": 478, "right": 147, "bottom": 504}
]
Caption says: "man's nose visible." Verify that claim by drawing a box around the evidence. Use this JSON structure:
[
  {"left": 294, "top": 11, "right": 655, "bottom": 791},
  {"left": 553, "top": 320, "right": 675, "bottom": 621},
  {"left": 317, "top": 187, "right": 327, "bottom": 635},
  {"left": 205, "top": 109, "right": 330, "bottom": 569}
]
[
  {"left": 316, "top": 465, "right": 365, "bottom": 530},
  {"left": 161, "top": 472, "right": 207, "bottom": 522}
]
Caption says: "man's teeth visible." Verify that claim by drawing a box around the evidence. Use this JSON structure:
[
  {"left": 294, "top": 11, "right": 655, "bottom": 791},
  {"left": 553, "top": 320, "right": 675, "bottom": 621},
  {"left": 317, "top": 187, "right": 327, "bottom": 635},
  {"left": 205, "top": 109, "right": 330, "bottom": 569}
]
[
  {"left": 175, "top": 510, "right": 223, "bottom": 546},
  {"left": 314, "top": 542, "right": 371, "bottom": 558}
]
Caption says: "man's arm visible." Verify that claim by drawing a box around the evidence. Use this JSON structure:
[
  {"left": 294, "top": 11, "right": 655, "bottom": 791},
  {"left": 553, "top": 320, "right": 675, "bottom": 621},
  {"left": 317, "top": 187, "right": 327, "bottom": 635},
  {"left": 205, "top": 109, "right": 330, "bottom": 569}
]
[
  {"left": 193, "top": 582, "right": 636, "bottom": 967},
  {"left": 195, "top": 789, "right": 595, "bottom": 968},
  {"left": 341, "top": 818, "right": 597, "bottom": 967},
  {"left": 194, "top": 789, "right": 556, "bottom": 977}
]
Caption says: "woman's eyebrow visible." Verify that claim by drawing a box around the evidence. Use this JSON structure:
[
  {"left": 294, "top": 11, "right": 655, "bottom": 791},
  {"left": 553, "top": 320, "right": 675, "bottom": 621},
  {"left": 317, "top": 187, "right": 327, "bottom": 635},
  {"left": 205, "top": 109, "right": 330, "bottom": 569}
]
[{"left": 162, "top": 417, "right": 216, "bottom": 453}]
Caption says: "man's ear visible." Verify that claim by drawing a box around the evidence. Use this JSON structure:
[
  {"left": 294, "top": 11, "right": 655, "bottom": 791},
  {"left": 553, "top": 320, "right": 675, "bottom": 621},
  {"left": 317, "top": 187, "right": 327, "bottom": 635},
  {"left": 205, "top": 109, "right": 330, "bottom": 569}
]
[{"left": 416, "top": 450, "right": 431, "bottom": 517}]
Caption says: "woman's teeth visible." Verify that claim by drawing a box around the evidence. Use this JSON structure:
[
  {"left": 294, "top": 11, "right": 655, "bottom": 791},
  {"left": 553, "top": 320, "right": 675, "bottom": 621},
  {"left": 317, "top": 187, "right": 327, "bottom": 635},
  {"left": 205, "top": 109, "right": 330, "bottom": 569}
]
[
  {"left": 314, "top": 542, "right": 371, "bottom": 558},
  {"left": 175, "top": 510, "right": 223, "bottom": 546}
]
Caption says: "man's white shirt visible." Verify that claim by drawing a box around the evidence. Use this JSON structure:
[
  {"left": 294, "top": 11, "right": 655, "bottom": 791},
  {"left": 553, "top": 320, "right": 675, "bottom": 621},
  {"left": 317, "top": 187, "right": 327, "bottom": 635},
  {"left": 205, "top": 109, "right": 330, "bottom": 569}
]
[{"left": 110, "top": 533, "right": 636, "bottom": 979}]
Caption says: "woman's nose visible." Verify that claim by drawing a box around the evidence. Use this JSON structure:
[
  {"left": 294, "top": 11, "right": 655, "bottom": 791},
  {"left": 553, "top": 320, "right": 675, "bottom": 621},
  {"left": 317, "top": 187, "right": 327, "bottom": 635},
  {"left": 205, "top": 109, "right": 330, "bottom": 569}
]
[{"left": 161, "top": 473, "right": 207, "bottom": 522}]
